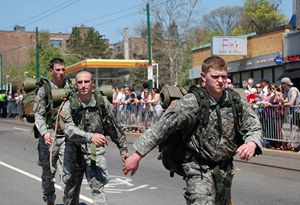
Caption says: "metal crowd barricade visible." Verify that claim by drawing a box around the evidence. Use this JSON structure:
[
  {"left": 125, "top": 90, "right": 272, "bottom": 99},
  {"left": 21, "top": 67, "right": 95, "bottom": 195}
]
[
  {"left": 7, "top": 100, "right": 17, "bottom": 117},
  {"left": 115, "top": 102, "right": 163, "bottom": 133},
  {"left": 115, "top": 100, "right": 300, "bottom": 146},
  {"left": 253, "top": 104, "right": 300, "bottom": 145}
]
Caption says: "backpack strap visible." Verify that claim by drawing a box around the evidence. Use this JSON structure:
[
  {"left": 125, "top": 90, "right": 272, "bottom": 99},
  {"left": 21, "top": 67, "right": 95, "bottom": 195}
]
[
  {"left": 226, "top": 88, "right": 245, "bottom": 145},
  {"left": 189, "top": 86, "right": 210, "bottom": 149},
  {"left": 38, "top": 78, "right": 54, "bottom": 127},
  {"left": 189, "top": 86, "right": 210, "bottom": 127},
  {"left": 93, "top": 88, "right": 107, "bottom": 134}
]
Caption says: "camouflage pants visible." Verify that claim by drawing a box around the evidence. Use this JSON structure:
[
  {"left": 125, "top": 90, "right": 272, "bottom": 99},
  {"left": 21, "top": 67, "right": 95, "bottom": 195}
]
[
  {"left": 182, "top": 161, "right": 233, "bottom": 205},
  {"left": 63, "top": 148, "right": 109, "bottom": 205},
  {"left": 37, "top": 135, "right": 65, "bottom": 203}
]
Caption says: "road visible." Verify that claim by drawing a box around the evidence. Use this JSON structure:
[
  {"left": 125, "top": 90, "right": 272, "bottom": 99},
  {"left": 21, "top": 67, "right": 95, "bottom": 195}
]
[{"left": 0, "top": 118, "right": 299, "bottom": 205}]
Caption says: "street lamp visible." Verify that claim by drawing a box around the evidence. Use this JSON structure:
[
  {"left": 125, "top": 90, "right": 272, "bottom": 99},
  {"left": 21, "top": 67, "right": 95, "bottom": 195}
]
[
  {"left": 6, "top": 75, "right": 9, "bottom": 91},
  {"left": 24, "top": 71, "right": 29, "bottom": 78}
]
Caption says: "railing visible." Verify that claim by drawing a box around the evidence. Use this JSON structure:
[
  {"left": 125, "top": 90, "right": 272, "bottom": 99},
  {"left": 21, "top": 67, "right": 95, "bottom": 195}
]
[
  {"left": 5, "top": 98, "right": 300, "bottom": 148},
  {"left": 114, "top": 102, "right": 163, "bottom": 133},
  {"left": 114, "top": 102, "right": 300, "bottom": 147},
  {"left": 6, "top": 101, "right": 23, "bottom": 118},
  {"left": 253, "top": 104, "right": 300, "bottom": 148}
]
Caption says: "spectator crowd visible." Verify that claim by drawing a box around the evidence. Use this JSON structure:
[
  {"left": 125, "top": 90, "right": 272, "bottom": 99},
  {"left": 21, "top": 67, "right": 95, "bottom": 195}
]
[{"left": 239, "top": 77, "right": 300, "bottom": 152}]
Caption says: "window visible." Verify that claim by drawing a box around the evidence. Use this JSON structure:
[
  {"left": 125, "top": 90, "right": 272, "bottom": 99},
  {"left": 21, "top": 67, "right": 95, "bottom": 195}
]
[
  {"left": 50, "top": 38, "right": 63, "bottom": 49},
  {"left": 274, "top": 66, "right": 284, "bottom": 86},
  {"left": 263, "top": 67, "right": 272, "bottom": 84},
  {"left": 252, "top": 70, "right": 262, "bottom": 85}
]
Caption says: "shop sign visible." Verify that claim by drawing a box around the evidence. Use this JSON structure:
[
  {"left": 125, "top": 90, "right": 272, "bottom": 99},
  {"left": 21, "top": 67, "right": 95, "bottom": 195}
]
[
  {"left": 211, "top": 36, "right": 247, "bottom": 56},
  {"left": 282, "top": 54, "right": 300, "bottom": 63},
  {"left": 227, "top": 53, "right": 279, "bottom": 73}
]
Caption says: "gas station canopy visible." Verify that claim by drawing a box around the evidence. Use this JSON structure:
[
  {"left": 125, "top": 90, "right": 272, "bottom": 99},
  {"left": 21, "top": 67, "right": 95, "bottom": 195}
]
[{"left": 65, "top": 59, "right": 155, "bottom": 86}]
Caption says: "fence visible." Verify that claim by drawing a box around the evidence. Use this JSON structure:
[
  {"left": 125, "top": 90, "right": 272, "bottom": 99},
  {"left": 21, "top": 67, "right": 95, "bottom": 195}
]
[
  {"left": 115, "top": 102, "right": 163, "bottom": 133},
  {"left": 254, "top": 104, "right": 300, "bottom": 147},
  {"left": 5, "top": 96, "right": 300, "bottom": 147},
  {"left": 6, "top": 101, "right": 23, "bottom": 117},
  {"left": 115, "top": 102, "right": 300, "bottom": 146}
]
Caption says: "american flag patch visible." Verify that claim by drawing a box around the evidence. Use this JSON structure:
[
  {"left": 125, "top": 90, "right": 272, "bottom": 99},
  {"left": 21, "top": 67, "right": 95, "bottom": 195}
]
[
  {"left": 168, "top": 100, "right": 177, "bottom": 109},
  {"left": 59, "top": 110, "right": 67, "bottom": 119}
]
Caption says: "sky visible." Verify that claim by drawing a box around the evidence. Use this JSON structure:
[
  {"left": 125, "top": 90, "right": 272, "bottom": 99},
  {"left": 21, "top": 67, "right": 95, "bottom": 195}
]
[{"left": 0, "top": 0, "right": 294, "bottom": 44}]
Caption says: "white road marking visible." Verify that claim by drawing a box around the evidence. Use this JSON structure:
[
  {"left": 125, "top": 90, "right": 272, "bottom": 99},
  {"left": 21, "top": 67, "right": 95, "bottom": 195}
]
[
  {"left": 1, "top": 160, "right": 150, "bottom": 201},
  {"left": 13, "top": 127, "right": 30, "bottom": 131},
  {"left": 0, "top": 160, "right": 93, "bottom": 203}
]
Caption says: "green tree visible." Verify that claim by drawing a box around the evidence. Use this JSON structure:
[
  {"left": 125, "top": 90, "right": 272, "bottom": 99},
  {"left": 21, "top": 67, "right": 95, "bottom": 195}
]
[
  {"left": 67, "top": 27, "right": 83, "bottom": 58},
  {"left": 239, "top": 0, "right": 287, "bottom": 33},
  {"left": 23, "top": 31, "right": 80, "bottom": 79},
  {"left": 203, "top": 29, "right": 225, "bottom": 45},
  {"left": 23, "top": 31, "right": 62, "bottom": 78},
  {"left": 115, "top": 53, "right": 124, "bottom": 59},
  {"left": 68, "top": 27, "right": 110, "bottom": 60}
]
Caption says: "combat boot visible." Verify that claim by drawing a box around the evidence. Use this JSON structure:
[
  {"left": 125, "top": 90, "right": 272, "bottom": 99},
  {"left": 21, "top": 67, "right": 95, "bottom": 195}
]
[{"left": 47, "top": 202, "right": 54, "bottom": 205}]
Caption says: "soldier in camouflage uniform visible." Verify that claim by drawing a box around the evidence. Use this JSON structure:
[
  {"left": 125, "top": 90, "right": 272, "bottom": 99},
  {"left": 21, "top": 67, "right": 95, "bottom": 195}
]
[
  {"left": 60, "top": 70, "right": 128, "bottom": 205},
  {"left": 123, "top": 55, "right": 263, "bottom": 205},
  {"left": 34, "top": 58, "right": 71, "bottom": 205}
]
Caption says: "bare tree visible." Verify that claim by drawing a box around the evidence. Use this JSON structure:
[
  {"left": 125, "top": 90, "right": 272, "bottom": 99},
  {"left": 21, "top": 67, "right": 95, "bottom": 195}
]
[
  {"left": 133, "top": 0, "right": 203, "bottom": 85},
  {"left": 201, "top": 6, "right": 244, "bottom": 35}
]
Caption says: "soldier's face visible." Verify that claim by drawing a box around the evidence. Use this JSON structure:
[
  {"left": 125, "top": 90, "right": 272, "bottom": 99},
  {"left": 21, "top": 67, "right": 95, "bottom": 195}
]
[
  {"left": 76, "top": 73, "right": 93, "bottom": 96},
  {"left": 201, "top": 68, "right": 227, "bottom": 99},
  {"left": 50, "top": 63, "right": 65, "bottom": 82}
]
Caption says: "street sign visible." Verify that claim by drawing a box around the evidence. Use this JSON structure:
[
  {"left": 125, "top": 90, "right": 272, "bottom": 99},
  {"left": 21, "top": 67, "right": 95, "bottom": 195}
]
[{"left": 147, "top": 66, "right": 153, "bottom": 80}]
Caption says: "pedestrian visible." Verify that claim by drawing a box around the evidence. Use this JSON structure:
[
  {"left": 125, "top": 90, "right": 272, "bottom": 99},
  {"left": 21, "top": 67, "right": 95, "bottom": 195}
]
[
  {"left": 34, "top": 57, "right": 71, "bottom": 205},
  {"left": 123, "top": 55, "right": 263, "bottom": 205},
  {"left": 279, "top": 77, "right": 300, "bottom": 151},
  {"left": 0, "top": 90, "right": 8, "bottom": 117},
  {"left": 59, "top": 70, "right": 128, "bottom": 205}
]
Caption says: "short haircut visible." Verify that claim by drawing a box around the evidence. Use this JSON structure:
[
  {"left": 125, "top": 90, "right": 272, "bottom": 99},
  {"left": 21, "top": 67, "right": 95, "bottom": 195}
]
[
  {"left": 75, "top": 70, "right": 93, "bottom": 82},
  {"left": 49, "top": 58, "right": 64, "bottom": 70},
  {"left": 260, "top": 78, "right": 269, "bottom": 84},
  {"left": 201, "top": 55, "right": 227, "bottom": 73}
]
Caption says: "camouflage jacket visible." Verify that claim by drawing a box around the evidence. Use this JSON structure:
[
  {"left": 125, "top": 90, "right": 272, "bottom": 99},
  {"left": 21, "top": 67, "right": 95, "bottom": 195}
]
[
  {"left": 60, "top": 94, "right": 128, "bottom": 156},
  {"left": 34, "top": 79, "right": 71, "bottom": 137},
  {"left": 134, "top": 90, "right": 263, "bottom": 162}
]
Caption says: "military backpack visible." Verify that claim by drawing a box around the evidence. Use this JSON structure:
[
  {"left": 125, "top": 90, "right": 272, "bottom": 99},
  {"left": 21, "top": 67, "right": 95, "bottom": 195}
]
[
  {"left": 22, "top": 77, "right": 72, "bottom": 138},
  {"left": 158, "top": 86, "right": 244, "bottom": 177}
]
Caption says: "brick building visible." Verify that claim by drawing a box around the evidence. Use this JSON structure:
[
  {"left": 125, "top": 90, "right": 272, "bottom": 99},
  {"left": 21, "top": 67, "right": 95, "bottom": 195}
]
[{"left": 0, "top": 26, "right": 70, "bottom": 70}]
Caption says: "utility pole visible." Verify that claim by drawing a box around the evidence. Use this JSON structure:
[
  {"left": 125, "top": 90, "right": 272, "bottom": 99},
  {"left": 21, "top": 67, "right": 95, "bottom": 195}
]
[
  {"left": 36, "top": 27, "right": 39, "bottom": 79},
  {"left": 147, "top": 3, "right": 153, "bottom": 91}
]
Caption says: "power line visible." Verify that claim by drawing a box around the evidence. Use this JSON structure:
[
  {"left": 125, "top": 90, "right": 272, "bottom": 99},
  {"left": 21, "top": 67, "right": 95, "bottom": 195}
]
[
  {"left": 50, "top": 0, "right": 172, "bottom": 33},
  {"left": 1, "top": 0, "right": 172, "bottom": 53},
  {"left": 23, "top": 0, "right": 80, "bottom": 27},
  {"left": 2, "top": 0, "right": 75, "bottom": 30},
  {"left": 50, "top": 2, "right": 145, "bottom": 33},
  {"left": 92, "top": 11, "right": 141, "bottom": 28},
  {"left": 2, "top": 42, "right": 35, "bottom": 53}
]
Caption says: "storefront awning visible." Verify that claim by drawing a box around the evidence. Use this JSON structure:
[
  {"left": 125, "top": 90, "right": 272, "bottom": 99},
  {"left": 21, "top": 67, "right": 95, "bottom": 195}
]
[{"left": 277, "top": 69, "right": 300, "bottom": 80}]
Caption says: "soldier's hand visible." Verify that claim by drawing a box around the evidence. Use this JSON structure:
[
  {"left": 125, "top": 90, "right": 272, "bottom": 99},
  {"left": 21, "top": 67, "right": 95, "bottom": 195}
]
[
  {"left": 43, "top": 132, "right": 54, "bottom": 146},
  {"left": 236, "top": 141, "right": 257, "bottom": 161},
  {"left": 91, "top": 133, "right": 107, "bottom": 147},
  {"left": 121, "top": 153, "right": 129, "bottom": 162},
  {"left": 123, "top": 151, "right": 143, "bottom": 176}
]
